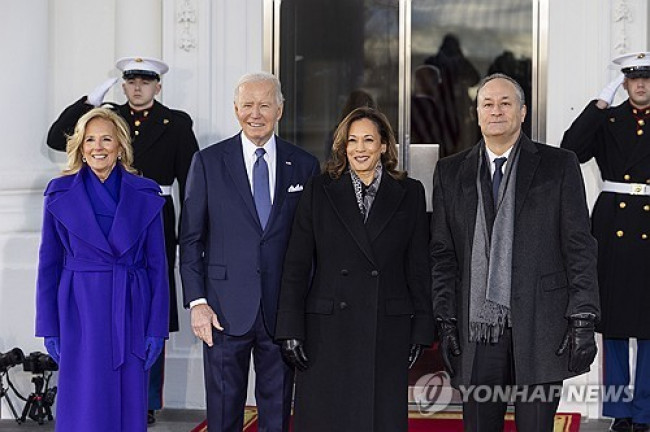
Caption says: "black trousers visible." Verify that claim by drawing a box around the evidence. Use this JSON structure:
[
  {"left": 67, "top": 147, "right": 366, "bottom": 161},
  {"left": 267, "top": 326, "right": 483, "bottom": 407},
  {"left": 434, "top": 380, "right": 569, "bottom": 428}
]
[{"left": 462, "top": 329, "right": 562, "bottom": 432}]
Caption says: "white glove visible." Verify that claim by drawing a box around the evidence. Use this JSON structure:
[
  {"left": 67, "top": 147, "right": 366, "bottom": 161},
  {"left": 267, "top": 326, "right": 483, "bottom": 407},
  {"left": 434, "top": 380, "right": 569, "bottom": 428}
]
[
  {"left": 86, "top": 77, "right": 119, "bottom": 107},
  {"left": 597, "top": 73, "right": 625, "bottom": 107}
]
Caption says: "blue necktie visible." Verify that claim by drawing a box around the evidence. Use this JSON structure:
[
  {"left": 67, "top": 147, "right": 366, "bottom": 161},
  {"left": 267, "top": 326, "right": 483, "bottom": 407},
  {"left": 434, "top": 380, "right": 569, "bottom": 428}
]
[
  {"left": 492, "top": 157, "right": 507, "bottom": 206},
  {"left": 253, "top": 148, "right": 271, "bottom": 229}
]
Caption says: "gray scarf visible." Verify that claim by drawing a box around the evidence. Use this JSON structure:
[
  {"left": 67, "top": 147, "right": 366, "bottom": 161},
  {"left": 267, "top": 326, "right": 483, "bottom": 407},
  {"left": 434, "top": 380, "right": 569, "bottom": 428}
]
[
  {"left": 350, "top": 163, "right": 383, "bottom": 223},
  {"left": 469, "top": 141, "right": 520, "bottom": 343}
]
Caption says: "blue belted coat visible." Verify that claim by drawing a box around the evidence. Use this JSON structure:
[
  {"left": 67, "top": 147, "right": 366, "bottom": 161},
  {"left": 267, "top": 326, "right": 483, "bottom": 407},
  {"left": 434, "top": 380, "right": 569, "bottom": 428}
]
[{"left": 35, "top": 167, "right": 169, "bottom": 432}]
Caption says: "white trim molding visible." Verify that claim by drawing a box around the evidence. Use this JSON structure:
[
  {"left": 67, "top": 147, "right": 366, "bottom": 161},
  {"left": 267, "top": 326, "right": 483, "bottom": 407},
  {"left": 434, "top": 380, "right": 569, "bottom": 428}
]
[
  {"left": 178, "top": 0, "right": 198, "bottom": 52},
  {"left": 613, "top": 0, "right": 632, "bottom": 54}
]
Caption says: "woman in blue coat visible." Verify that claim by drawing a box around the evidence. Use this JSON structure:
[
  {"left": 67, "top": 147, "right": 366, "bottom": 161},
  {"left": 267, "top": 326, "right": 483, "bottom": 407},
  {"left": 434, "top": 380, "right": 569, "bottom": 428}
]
[{"left": 35, "top": 107, "right": 169, "bottom": 431}]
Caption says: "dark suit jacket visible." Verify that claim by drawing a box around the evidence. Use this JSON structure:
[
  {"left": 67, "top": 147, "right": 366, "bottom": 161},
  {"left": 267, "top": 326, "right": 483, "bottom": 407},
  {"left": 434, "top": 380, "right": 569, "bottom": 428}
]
[
  {"left": 275, "top": 172, "right": 434, "bottom": 431},
  {"left": 180, "top": 133, "right": 320, "bottom": 337},
  {"left": 430, "top": 135, "right": 600, "bottom": 387}
]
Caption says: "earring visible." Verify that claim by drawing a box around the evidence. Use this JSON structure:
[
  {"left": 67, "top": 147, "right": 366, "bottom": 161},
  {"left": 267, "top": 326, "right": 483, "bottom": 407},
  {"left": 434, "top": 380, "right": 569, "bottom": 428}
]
[
  {"left": 117, "top": 154, "right": 122, "bottom": 160},
  {"left": 82, "top": 156, "right": 87, "bottom": 163}
]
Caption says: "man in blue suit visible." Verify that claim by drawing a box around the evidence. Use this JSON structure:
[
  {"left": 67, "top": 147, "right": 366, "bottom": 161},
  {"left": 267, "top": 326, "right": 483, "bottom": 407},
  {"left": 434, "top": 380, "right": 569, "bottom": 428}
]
[{"left": 180, "top": 72, "right": 320, "bottom": 432}]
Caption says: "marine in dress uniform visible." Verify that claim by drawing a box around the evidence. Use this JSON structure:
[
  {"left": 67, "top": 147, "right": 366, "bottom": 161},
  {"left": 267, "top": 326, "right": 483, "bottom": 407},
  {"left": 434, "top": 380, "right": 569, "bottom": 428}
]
[
  {"left": 46, "top": 57, "right": 199, "bottom": 423},
  {"left": 561, "top": 52, "right": 650, "bottom": 432}
]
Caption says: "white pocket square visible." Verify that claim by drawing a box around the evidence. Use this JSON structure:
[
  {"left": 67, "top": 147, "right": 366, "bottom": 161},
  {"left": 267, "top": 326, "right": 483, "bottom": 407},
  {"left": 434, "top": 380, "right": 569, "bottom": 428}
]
[{"left": 287, "top": 184, "right": 304, "bottom": 192}]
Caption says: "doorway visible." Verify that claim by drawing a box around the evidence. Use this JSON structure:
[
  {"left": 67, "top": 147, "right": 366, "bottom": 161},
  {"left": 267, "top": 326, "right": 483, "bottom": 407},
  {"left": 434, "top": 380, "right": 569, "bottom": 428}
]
[{"left": 265, "top": 0, "right": 544, "bottom": 411}]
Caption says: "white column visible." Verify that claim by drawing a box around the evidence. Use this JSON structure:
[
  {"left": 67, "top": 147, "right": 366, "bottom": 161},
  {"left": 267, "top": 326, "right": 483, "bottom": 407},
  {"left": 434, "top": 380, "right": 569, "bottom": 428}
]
[
  {"left": 115, "top": 0, "right": 163, "bottom": 60},
  {"left": 0, "top": 0, "right": 57, "bottom": 419},
  {"left": 49, "top": 0, "right": 117, "bottom": 114}
]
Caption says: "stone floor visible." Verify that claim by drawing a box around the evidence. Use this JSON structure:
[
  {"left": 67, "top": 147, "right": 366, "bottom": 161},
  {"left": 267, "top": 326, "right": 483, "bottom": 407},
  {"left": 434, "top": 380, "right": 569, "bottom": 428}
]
[
  {"left": 0, "top": 409, "right": 619, "bottom": 431},
  {"left": 0, "top": 409, "right": 205, "bottom": 431}
]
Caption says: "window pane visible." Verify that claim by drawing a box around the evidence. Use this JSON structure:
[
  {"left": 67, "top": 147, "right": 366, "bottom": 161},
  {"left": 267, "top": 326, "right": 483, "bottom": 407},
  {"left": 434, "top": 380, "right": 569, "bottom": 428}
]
[
  {"left": 278, "top": 0, "right": 400, "bottom": 162},
  {"left": 410, "top": 0, "right": 533, "bottom": 157}
]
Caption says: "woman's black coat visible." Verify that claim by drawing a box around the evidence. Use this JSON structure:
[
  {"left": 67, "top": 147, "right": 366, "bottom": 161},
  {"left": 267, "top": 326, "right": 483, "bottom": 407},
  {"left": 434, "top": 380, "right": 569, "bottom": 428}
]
[{"left": 275, "top": 171, "right": 434, "bottom": 432}]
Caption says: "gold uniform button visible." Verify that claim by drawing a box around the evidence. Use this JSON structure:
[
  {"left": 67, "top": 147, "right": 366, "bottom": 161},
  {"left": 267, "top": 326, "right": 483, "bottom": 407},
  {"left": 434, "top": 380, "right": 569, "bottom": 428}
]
[
  {"left": 638, "top": 130, "right": 644, "bottom": 136},
  {"left": 640, "top": 119, "right": 646, "bottom": 126},
  {"left": 620, "top": 202, "right": 627, "bottom": 209},
  {"left": 643, "top": 234, "right": 648, "bottom": 240},
  {"left": 645, "top": 205, "right": 650, "bottom": 211},
  {"left": 624, "top": 174, "right": 631, "bottom": 181},
  {"left": 134, "top": 120, "right": 141, "bottom": 127},
  {"left": 135, "top": 130, "right": 140, "bottom": 136},
  {"left": 163, "top": 119, "right": 170, "bottom": 125},
  {"left": 646, "top": 179, "right": 650, "bottom": 184},
  {"left": 617, "top": 230, "right": 624, "bottom": 238}
]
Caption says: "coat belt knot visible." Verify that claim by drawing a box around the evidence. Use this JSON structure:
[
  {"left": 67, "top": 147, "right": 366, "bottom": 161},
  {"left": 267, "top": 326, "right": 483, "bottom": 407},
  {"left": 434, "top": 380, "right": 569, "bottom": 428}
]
[{"left": 64, "top": 255, "right": 147, "bottom": 369}]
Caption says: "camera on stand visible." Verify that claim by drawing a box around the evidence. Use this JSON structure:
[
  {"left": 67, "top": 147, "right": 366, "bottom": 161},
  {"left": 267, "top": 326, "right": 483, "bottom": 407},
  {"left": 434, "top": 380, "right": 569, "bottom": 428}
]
[
  {"left": 23, "top": 352, "right": 58, "bottom": 375},
  {"left": 20, "top": 351, "right": 58, "bottom": 425},
  {"left": 0, "top": 348, "right": 59, "bottom": 425},
  {"left": 0, "top": 347, "right": 25, "bottom": 423}
]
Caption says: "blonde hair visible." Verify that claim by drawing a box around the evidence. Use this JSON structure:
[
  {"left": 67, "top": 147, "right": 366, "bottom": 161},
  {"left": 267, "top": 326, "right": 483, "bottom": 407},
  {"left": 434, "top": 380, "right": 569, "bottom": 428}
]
[
  {"left": 63, "top": 107, "right": 138, "bottom": 176},
  {"left": 325, "top": 107, "right": 404, "bottom": 180}
]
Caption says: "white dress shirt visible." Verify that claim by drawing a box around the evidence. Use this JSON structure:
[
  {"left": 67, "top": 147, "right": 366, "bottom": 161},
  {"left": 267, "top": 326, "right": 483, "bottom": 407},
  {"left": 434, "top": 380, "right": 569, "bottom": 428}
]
[{"left": 485, "top": 145, "right": 514, "bottom": 179}]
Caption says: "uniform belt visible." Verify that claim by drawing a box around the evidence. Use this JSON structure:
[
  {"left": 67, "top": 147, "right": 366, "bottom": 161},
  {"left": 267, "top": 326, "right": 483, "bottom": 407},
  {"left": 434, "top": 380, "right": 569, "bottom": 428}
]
[
  {"left": 602, "top": 180, "right": 650, "bottom": 196},
  {"left": 159, "top": 185, "right": 173, "bottom": 196}
]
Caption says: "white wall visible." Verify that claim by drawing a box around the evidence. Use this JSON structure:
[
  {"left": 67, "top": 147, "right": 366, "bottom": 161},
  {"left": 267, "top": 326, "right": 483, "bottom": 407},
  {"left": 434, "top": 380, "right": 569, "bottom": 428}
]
[{"left": 1, "top": 0, "right": 649, "bottom": 420}]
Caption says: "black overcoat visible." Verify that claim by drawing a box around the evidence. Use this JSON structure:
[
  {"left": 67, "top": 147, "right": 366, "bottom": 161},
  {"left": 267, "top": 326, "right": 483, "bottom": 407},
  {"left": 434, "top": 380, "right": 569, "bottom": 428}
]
[
  {"left": 430, "top": 136, "right": 600, "bottom": 388},
  {"left": 275, "top": 172, "right": 435, "bottom": 432},
  {"left": 46, "top": 97, "right": 199, "bottom": 332},
  {"left": 561, "top": 100, "right": 650, "bottom": 338}
]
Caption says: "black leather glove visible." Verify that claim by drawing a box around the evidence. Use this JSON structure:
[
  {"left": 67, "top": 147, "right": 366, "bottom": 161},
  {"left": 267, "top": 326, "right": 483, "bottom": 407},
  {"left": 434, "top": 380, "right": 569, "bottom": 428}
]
[
  {"left": 556, "top": 313, "right": 597, "bottom": 373},
  {"left": 436, "top": 317, "right": 461, "bottom": 377},
  {"left": 280, "top": 339, "right": 309, "bottom": 371},
  {"left": 408, "top": 344, "right": 425, "bottom": 369}
]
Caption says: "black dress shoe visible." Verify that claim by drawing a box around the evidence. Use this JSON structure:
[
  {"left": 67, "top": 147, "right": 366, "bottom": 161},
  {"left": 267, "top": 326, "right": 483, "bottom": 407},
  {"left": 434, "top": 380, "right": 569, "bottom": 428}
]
[
  {"left": 147, "top": 410, "right": 156, "bottom": 425},
  {"left": 611, "top": 418, "right": 633, "bottom": 432},
  {"left": 633, "top": 423, "right": 650, "bottom": 432}
]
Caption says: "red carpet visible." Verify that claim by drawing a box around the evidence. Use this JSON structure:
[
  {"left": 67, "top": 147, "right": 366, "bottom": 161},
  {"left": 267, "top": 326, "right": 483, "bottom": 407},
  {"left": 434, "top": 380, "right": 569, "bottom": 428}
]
[{"left": 191, "top": 408, "right": 581, "bottom": 431}]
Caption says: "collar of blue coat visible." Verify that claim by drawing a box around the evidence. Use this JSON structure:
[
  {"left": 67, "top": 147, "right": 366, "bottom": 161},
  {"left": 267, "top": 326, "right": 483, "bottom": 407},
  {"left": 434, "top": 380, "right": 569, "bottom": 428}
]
[{"left": 45, "top": 166, "right": 165, "bottom": 257}]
